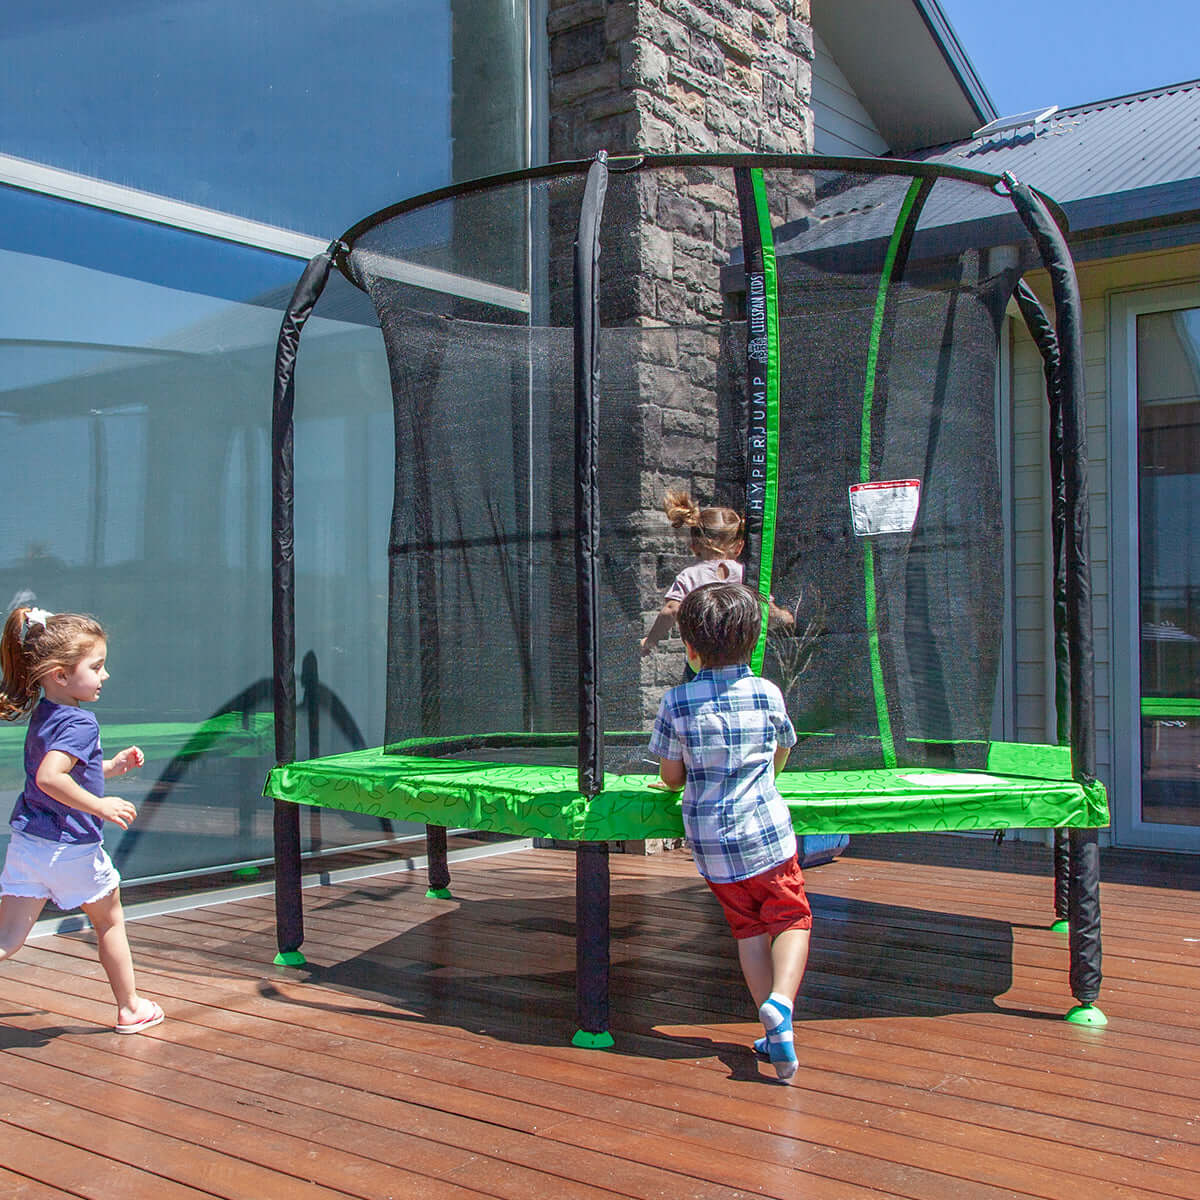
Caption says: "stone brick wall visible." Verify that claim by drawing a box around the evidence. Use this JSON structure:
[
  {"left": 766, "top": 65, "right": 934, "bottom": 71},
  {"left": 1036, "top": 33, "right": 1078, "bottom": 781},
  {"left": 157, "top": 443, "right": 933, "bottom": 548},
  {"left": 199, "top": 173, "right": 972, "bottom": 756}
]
[
  {"left": 547, "top": 0, "right": 815, "bottom": 724},
  {"left": 548, "top": 0, "right": 814, "bottom": 161}
]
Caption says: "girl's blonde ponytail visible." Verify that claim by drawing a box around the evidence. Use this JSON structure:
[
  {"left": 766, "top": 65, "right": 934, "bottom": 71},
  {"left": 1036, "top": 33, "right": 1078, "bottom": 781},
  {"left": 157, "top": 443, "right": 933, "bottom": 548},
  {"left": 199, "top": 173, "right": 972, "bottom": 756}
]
[
  {"left": 663, "top": 489, "right": 701, "bottom": 529},
  {"left": 662, "top": 490, "right": 744, "bottom": 555}
]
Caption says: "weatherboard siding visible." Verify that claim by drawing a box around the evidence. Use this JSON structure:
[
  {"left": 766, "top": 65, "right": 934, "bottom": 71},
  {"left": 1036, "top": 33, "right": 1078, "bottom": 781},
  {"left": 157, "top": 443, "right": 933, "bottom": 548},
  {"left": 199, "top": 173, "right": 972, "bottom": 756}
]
[{"left": 812, "top": 30, "right": 890, "bottom": 155}]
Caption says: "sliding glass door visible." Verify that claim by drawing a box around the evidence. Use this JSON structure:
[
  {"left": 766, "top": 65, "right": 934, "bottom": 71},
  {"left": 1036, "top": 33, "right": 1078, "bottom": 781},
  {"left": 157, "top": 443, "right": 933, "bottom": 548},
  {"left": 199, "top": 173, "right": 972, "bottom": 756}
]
[{"left": 1112, "top": 285, "right": 1200, "bottom": 850}]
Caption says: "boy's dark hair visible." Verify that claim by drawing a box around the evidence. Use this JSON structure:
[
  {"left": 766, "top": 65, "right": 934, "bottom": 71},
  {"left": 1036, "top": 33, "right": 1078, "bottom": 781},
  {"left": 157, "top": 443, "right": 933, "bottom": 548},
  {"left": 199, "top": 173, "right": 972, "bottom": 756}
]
[{"left": 676, "top": 582, "right": 761, "bottom": 668}]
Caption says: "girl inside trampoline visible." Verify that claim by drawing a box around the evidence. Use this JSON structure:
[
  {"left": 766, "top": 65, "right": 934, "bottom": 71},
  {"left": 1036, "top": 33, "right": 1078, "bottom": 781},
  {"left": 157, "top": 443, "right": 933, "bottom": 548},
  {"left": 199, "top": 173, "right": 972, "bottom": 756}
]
[
  {"left": 650, "top": 582, "right": 812, "bottom": 1082},
  {"left": 0, "top": 605, "right": 163, "bottom": 1035},
  {"left": 641, "top": 489, "right": 792, "bottom": 673}
]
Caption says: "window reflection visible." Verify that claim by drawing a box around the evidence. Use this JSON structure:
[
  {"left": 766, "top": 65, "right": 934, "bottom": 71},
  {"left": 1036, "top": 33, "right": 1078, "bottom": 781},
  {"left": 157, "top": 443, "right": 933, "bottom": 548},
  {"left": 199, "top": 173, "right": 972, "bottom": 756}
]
[
  {"left": 0, "top": 0, "right": 527, "bottom": 237},
  {"left": 0, "top": 188, "right": 405, "bottom": 883},
  {"left": 0, "top": 0, "right": 534, "bottom": 887},
  {"left": 1137, "top": 306, "right": 1200, "bottom": 827}
]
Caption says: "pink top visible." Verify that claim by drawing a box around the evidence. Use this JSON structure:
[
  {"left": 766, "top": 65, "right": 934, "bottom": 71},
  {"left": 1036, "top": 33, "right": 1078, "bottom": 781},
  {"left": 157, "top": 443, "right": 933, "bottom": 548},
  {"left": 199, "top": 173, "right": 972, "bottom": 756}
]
[{"left": 663, "top": 558, "right": 744, "bottom": 603}]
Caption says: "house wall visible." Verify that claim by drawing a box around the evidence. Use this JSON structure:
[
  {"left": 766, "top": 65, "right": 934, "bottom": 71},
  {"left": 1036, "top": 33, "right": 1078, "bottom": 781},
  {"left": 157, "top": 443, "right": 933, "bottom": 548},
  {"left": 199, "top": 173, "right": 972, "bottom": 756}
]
[
  {"left": 811, "top": 30, "right": 889, "bottom": 155},
  {"left": 1010, "top": 242, "right": 1200, "bottom": 843},
  {"left": 548, "top": 0, "right": 815, "bottom": 157}
]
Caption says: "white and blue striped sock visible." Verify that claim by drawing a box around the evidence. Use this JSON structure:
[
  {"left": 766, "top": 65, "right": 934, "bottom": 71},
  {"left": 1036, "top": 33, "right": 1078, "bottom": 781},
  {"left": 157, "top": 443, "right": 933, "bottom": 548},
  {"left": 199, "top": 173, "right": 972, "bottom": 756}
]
[{"left": 758, "top": 993, "right": 796, "bottom": 1082}]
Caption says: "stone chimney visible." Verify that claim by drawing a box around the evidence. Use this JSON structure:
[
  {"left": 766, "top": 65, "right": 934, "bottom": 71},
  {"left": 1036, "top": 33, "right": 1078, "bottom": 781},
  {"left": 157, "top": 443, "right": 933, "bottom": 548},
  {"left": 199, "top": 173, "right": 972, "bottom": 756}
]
[
  {"left": 548, "top": 2, "right": 815, "bottom": 725},
  {"left": 548, "top": 0, "right": 814, "bottom": 161}
]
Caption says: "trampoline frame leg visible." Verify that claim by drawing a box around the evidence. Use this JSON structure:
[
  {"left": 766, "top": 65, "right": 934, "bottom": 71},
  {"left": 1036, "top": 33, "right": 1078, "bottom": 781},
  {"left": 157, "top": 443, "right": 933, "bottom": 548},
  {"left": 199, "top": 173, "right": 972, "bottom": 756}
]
[
  {"left": 1066, "top": 825, "right": 1104, "bottom": 1022},
  {"left": 574, "top": 841, "right": 613, "bottom": 1048},
  {"left": 273, "top": 798, "right": 306, "bottom": 967},
  {"left": 426, "top": 823, "right": 452, "bottom": 899}
]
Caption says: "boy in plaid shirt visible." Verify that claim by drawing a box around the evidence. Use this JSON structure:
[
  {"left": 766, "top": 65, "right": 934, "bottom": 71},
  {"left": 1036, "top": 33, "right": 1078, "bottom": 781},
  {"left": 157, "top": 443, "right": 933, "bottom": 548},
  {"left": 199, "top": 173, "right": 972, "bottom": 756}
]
[{"left": 649, "top": 582, "right": 811, "bottom": 1082}]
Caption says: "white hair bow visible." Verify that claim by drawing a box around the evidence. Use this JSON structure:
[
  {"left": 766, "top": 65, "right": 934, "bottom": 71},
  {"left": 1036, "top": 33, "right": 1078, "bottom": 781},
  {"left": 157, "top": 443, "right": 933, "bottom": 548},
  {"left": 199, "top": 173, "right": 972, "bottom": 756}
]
[{"left": 20, "top": 607, "right": 54, "bottom": 643}]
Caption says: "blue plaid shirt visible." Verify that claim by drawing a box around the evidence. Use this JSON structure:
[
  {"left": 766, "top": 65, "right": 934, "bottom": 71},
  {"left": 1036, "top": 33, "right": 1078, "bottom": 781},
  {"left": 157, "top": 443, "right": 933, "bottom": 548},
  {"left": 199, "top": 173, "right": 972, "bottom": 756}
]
[{"left": 649, "top": 664, "right": 797, "bottom": 883}]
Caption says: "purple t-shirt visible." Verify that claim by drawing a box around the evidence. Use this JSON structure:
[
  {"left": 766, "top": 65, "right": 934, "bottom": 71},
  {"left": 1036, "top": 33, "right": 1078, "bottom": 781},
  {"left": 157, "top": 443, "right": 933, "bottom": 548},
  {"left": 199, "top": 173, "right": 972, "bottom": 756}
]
[{"left": 10, "top": 699, "right": 105, "bottom": 844}]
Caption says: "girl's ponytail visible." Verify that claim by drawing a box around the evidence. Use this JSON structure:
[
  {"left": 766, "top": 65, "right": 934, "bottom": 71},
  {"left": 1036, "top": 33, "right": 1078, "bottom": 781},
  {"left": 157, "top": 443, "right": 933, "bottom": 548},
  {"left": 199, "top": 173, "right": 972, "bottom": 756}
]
[
  {"left": 663, "top": 490, "right": 744, "bottom": 555},
  {"left": 0, "top": 607, "right": 39, "bottom": 720},
  {"left": 663, "top": 489, "right": 701, "bottom": 529}
]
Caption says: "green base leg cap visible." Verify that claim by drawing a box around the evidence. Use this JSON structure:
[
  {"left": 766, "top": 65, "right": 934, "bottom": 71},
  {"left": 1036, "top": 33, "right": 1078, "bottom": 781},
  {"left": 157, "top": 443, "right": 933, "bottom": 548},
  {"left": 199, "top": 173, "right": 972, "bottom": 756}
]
[
  {"left": 1065, "top": 1002, "right": 1107, "bottom": 1027},
  {"left": 274, "top": 950, "right": 307, "bottom": 967},
  {"left": 572, "top": 1029, "right": 615, "bottom": 1049},
  {"left": 426, "top": 887, "right": 453, "bottom": 899},
  {"left": 1049, "top": 918, "right": 1069, "bottom": 933}
]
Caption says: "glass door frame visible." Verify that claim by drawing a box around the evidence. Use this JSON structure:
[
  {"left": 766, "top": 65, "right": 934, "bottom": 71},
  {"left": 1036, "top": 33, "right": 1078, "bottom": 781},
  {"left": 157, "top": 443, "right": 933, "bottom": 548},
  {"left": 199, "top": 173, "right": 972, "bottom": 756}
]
[{"left": 1109, "top": 280, "right": 1200, "bottom": 851}]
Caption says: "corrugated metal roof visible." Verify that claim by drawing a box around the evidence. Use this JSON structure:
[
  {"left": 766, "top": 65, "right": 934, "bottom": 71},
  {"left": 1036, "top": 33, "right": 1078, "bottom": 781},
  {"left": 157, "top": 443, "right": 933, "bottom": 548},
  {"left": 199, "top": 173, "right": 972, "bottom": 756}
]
[{"left": 913, "top": 79, "right": 1200, "bottom": 234}]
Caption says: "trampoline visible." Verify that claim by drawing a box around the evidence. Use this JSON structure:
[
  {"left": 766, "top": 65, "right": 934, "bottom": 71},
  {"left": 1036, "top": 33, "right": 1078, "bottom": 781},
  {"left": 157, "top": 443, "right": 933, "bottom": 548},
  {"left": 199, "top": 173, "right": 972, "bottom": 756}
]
[{"left": 264, "top": 153, "right": 1109, "bottom": 1044}]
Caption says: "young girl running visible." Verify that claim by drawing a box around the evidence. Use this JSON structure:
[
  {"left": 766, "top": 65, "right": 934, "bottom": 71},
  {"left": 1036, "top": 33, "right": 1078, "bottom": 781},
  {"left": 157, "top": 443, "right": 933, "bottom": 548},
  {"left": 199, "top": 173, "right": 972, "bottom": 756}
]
[{"left": 0, "top": 605, "right": 163, "bottom": 1034}]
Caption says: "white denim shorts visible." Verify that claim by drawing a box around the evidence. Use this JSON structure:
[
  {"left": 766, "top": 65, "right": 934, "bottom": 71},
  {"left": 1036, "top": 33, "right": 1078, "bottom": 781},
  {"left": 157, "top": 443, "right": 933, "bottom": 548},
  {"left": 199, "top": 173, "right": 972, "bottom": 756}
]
[{"left": 0, "top": 829, "right": 121, "bottom": 911}]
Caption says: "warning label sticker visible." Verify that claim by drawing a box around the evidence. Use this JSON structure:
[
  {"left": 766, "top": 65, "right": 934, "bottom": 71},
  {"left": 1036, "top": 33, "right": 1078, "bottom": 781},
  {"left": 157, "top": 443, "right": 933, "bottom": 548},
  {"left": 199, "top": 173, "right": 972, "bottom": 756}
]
[{"left": 848, "top": 479, "right": 921, "bottom": 536}]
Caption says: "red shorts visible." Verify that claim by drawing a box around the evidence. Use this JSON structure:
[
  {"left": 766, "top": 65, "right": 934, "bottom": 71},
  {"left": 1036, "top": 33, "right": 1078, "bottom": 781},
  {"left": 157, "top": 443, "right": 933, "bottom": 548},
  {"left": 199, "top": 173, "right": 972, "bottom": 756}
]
[{"left": 706, "top": 855, "right": 812, "bottom": 939}]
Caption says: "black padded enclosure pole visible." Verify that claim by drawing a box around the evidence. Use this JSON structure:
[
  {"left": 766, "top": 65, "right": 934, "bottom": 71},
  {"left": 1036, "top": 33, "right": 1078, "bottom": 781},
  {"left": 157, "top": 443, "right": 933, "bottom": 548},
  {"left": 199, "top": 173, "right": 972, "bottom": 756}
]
[
  {"left": 573, "top": 154, "right": 612, "bottom": 1047},
  {"left": 1006, "top": 181, "right": 1102, "bottom": 1006},
  {"left": 574, "top": 153, "right": 608, "bottom": 798},
  {"left": 1014, "top": 280, "right": 1072, "bottom": 924},
  {"left": 271, "top": 244, "right": 336, "bottom": 958},
  {"left": 1014, "top": 281, "right": 1071, "bottom": 749}
]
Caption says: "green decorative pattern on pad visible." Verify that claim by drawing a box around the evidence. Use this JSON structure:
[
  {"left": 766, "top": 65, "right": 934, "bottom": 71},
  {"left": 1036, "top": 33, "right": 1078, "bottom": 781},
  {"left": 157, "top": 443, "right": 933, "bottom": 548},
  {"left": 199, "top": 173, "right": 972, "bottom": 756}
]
[
  {"left": 776, "top": 765, "right": 1108, "bottom": 833},
  {"left": 263, "top": 746, "right": 1109, "bottom": 838}
]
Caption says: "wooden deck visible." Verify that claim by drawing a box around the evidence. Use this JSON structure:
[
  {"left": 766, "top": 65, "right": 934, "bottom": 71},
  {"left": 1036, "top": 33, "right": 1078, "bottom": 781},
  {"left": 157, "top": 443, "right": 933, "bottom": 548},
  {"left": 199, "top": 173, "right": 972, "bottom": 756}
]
[{"left": 1, "top": 833, "right": 1198, "bottom": 1200}]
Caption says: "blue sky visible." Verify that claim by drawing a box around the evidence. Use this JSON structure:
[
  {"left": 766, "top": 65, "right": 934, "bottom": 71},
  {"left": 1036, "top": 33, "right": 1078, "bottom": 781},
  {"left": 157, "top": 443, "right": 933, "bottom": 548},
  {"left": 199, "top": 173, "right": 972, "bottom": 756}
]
[{"left": 938, "top": 0, "right": 1199, "bottom": 117}]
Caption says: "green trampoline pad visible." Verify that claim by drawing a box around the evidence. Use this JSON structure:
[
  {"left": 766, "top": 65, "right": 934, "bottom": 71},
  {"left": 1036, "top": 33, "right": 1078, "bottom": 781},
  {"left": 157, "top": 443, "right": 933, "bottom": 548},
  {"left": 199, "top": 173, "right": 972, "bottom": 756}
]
[{"left": 263, "top": 745, "right": 1108, "bottom": 842}]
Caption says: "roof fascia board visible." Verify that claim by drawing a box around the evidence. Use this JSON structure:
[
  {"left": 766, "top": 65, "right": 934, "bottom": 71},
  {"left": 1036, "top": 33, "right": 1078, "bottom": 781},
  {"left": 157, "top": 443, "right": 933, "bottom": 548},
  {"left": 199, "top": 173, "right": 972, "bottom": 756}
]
[
  {"left": 1060, "top": 178, "right": 1200, "bottom": 235},
  {"left": 812, "top": 0, "right": 996, "bottom": 152},
  {"left": 912, "top": 0, "right": 997, "bottom": 125},
  {"left": 0, "top": 152, "right": 531, "bottom": 313},
  {"left": 0, "top": 152, "right": 327, "bottom": 260},
  {"left": 1068, "top": 219, "right": 1200, "bottom": 264}
]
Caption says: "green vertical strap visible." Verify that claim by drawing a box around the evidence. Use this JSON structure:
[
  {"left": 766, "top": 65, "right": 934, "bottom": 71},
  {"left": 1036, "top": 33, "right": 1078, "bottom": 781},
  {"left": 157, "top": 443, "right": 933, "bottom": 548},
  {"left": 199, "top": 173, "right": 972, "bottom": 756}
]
[
  {"left": 861, "top": 539, "right": 893, "bottom": 764},
  {"left": 860, "top": 177, "right": 924, "bottom": 767},
  {"left": 748, "top": 168, "right": 780, "bottom": 675}
]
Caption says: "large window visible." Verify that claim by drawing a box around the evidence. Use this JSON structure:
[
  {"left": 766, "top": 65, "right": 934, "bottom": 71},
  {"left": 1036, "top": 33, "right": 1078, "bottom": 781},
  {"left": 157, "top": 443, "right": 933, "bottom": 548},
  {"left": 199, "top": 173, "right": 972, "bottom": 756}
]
[
  {"left": 1111, "top": 284, "right": 1200, "bottom": 851},
  {"left": 0, "top": 0, "right": 529, "bottom": 237},
  {"left": 1136, "top": 306, "right": 1200, "bottom": 829},
  {"left": 0, "top": 188, "right": 400, "bottom": 881},
  {"left": 0, "top": 1, "right": 535, "bottom": 885}
]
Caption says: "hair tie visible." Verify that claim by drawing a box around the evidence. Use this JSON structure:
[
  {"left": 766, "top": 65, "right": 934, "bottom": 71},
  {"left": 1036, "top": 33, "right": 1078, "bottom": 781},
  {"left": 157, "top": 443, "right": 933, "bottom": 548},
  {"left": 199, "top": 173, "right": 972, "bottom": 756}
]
[{"left": 20, "top": 607, "right": 54, "bottom": 644}]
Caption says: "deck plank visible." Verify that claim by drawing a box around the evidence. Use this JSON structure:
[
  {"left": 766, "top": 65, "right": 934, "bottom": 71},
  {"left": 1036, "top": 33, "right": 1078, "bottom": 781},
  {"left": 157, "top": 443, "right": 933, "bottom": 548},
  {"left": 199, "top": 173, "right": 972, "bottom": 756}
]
[{"left": 2, "top": 834, "right": 1198, "bottom": 1200}]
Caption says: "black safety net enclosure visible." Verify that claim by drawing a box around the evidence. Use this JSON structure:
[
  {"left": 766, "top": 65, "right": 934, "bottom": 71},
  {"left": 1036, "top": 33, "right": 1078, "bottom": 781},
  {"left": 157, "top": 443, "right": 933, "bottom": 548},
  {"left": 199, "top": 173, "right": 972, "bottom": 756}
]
[{"left": 266, "top": 154, "right": 1110, "bottom": 1040}]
